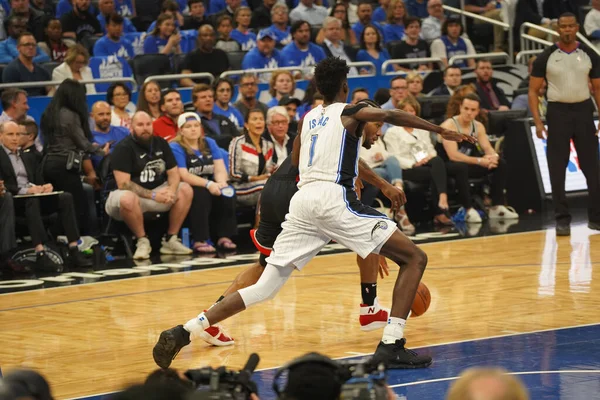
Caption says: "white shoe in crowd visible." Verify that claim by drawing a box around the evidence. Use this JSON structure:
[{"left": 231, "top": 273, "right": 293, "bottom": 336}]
[
  {"left": 160, "top": 235, "right": 193, "bottom": 255},
  {"left": 465, "top": 207, "right": 482, "bottom": 223},
  {"left": 488, "top": 205, "right": 519, "bottom": 220},
  {"left": 133, "top": 237, "right": 152, "bottom": 260}
]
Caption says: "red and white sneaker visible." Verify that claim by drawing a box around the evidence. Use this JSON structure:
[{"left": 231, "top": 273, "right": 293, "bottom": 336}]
[
  {"left": 199, "top": 326, "right": 235, "bottom": 346},
  {"left": 359, "top": 299, "right": 390, "bottom": 331}
]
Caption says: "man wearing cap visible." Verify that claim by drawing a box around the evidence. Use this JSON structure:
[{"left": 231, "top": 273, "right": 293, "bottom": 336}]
[
  {"left": 242, "top": 29, "right": 282, "bottom": 83},
  {"left": 106, "top": 111, "right": 194, "bottom": 260},
  {"left": 430, "top": 16, "right": 476, "bottom": 68}
]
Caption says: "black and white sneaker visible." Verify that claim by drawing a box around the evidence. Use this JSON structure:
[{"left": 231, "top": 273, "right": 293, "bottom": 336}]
[
  {"left": 153, "top": 325, "right": 191, "bottom": 369},
  {"left": 374, "top": 338, "right": 432, "bottom": 369}
]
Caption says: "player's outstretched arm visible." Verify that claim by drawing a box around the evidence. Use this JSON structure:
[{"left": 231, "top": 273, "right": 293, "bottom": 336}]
[
  {"left": 353, "top": 107, "right": 476, "bottom": 143},
  {"left": 358, "top": 158, "right": 406, "bottom": 211}
]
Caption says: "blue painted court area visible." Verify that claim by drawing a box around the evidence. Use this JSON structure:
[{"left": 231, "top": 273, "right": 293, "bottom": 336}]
[{"left": 253, "top": 324, "right": 600, "bottom": 400}]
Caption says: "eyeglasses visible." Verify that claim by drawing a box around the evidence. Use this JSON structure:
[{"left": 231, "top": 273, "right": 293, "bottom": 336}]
[{"left": 270, "top": 120, "right": 288, "bottom": 126}]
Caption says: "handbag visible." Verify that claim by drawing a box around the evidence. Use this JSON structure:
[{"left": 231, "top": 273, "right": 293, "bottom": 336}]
[{"left": 66, "top": 150, "right": 83, "bottom": 173}]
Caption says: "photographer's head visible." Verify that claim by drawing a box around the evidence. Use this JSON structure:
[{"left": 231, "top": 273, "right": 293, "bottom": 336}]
[{"left": 275, "top": 353, "right": 342, "bottom": 400}]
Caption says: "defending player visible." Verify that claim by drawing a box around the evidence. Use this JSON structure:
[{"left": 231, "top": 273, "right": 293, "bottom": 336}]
[{"left": 154, "top": 58, "right": 474, "bottom": 369}]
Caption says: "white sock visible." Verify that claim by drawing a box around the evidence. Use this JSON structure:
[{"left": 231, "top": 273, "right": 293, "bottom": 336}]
[
  {"left": 183, "top": 312, "right": 211, "bottom": 339},
  {"left": 381, "top": 317, "right": 406, "bottom": 344}
]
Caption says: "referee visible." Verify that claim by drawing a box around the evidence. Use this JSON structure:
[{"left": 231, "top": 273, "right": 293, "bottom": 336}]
[{"left": 529, "top": 12, "right": 600, "bottom": 236}]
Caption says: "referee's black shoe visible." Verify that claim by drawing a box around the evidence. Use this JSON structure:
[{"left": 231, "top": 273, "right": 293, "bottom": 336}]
[
  {"left": 589, "top": 221, "right": 600, "bottom": 231},
  {"left": 373, "top": 339, "right": 432, "bottom": 369},
  {"left": 556, "top": 221, "right": 571, "bottom": 236},
  {"left": 153, "top": 325, "right": 191, "bottom": 368}
]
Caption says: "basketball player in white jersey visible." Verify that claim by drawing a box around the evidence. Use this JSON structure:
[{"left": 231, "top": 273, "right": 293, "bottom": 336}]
[{"left": 153, "top": 58, "right": 474, "bottom": 369}]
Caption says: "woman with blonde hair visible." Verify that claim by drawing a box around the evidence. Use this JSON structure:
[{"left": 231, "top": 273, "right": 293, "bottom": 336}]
[
  {"left": 383, "top": 0, "right": 407, "bottom": 43},
  {"left": 406, "top": 72, "right": 425, "bottom": 98},
  {"left": 267, "top": 70, "right": 296, "bottom": 108},
  {"left": 52, "top": 44, "right": 96, "bottom": 94},
  {"left": 136, "top": 80, "right": 162, "bottom": 120},
  {"left": 170, "top": 113, "right": 237, "bottom": 252}
]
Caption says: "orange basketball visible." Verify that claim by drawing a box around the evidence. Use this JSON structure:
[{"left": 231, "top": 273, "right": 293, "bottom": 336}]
[{"left": 411, "top": 282, "right": 431, "bottom": 317}]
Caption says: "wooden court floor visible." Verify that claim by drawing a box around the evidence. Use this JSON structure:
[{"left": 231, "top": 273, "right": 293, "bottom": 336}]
[{"left": 1, "top": 227, "right": 599, "bottom": 399}]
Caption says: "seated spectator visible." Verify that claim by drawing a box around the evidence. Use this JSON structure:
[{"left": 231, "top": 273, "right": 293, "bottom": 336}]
[
  {"left": 0, "top": 177, "right": 27, "bottom": 276},
  {"left": 465, "top": 0, "right": 504, "bottom": 51},
  {"left": 90, "top": 100, "right": 129, "bottom": 167},
  {"left": 9, "top": 0, "right": 46, "bottom": 41},
  {"left": 146, "top": 0, "right": 183, "bottom": 32},
  {"left": 228, "top": 108, "right": 274, "bottom": 206},
  {"left": 473, "top": 59, "right": 510, "bottom": 111},
  {"left": 353, "top": 0, "right": 383, "bottom": 40},
  {"left": 319, "top": 17, "right": 358, "bottom": 75},
  {"left": 407, "top": 71, "right": 425, "bottom": 97},
  {"left": 586, "top": 0, "right": 600, "bottom": 48},
  {"left": 40, "top": 80, "right": 108, "bottom": 232},
  {"left": 357, "top": 24, "right": 394, "bottom": 75},
  {"left": 144, "top": 13, "right": 181, "bottom": 56},
  {"left": 431, "top": 16, "right": 476, "bottom": 68},
  {"left": 210, "top": 0, "right": 243, "bottom": 25},
  {"left": 182, "top": 0, "right": 211, "bottom": 30},
  {"left": 60, "top": 0, "right": 102, "bottom": 41},
  {"left": 446, "top": 367, "right": 530, "bottom": 400},
  {"left": 193, "top": 84, "right": 238, "bottom": 149},
  {"left": 153, "top": 89, "right": 183, "bottom": 141},
  {"left": 31, "top": 0, "right": 55, "bottom": 18},
  {"left": 432, "top": 65, "right": 462, "bottom": 95},
  {"left": 440, "top": 93, "right": 518, "bottom": 220},
  {"left": 513, "top": 0, "right": 557, "bottom": 48},
  {"left": 180, "top": 25, "right": 229, "bottom": 87},
  {"left": 406, "top": 0, "right": 428, "bottom": 18},
  {"left": 214, "top": 14, "right": 240, "bottom": 52},
  {"left": 0, "top": 88, "right": 33, "bottom": 123},
  {"left": 2, "top": 32, "right": 54, "bottom": 97},
  {"left": 512, "top": 80, "right": 547, "bottom": 118},
  {"left": 38, "top": 18, "right": 73, "bottom": 62},
  {"left": 316, "top": 2, "right": 357, "bottom": 46},
  {"left": 97, "top": 0, "right": 136, "bottom": 34},
  {"left": 19, "top": 120, "right": 41, "bottom": 158},
  {"left": 234, "top": 73, "right": 269, "bottom": 118},
  {"left": 280, "top": 95, "right": 301, "bottom": 130},
  {"left": 212, "top": 78, "right": 244, "bottom": 130},
  {"left": 421, "top": 0, "right": 444, "bottom": 43},
  {"left": 231, "top": 6, "right": 256, "bottom": 51},
  {"left": 52, "top": 44, "right": 96, "bottom": 94},
  {"left": 107, "top": 82, "right": 134, "bottom": 129},
  {"left": 374, "top": 87, "right": 391, "bottom": 105},
  {"left": 267, "top": 70, "right": 295, "bottom": 107},
  {"left": 384, "top": 97, "right": 454, "bottom": 226},
  {"left": 331, "top": 0, "right": 358, "bottom": 24},
  {"left": 114, "top": 0, "right": 135, "bottom": 18},
  {"left": 170, "top": 113, "right": 237, "bottom": 253},
  {"left": 290, "top": 0, "right": 328, "bottom": 26},
  {"left": 251, "top": 0, "right": 276, "bottom": 29},
  {"left": 107, "top": 111, "right": 194, "bottom": 260},
  {"left": 0, "top": 15, "right": 50, "bottom": 64},
  {"left": 381, "top": 76, "right": 409, "bottom": 133},
  {"left": 55, "top": 0, "right": 97, "bottom": 18},
  {"left": 137, "top": 80, "right": 162, "bottom": 121},
  {"left": 267, "top": 3, "right": 292, "bottom": 47},
  {"left": 382, "top": 0, "right": 407, "bottom": 43},
  {"left": 264, "top": 106, "right": 294, "bottom": 166},
  {"left": 281, "top": 20, "right": 326, "bottom": 69},
  {"left": 390, "top": 16, "right": 432, "bottom": 72},
  {"left": 93, "top": 13, "right": 135, "bottom": 58},
  {"left": 350, "top": 87, "right": 369, "bottom": 104},
  {"left": 241, "top": 29, "right": 282, "bottom": 82}
]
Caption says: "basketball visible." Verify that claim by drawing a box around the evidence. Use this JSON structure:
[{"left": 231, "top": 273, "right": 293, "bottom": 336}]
[{"left": 411, "top": 282, "right": 431, "bottom": 317}]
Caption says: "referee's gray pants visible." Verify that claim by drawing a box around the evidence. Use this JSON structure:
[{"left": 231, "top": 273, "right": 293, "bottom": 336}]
[{"left": 546, "top": 99, "right": 600, "bottom": 224}]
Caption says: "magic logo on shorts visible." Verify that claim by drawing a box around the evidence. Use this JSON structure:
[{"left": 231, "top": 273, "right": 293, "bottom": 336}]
[{"left": 371, "top": 221, "right": 389, "bottom": 238}]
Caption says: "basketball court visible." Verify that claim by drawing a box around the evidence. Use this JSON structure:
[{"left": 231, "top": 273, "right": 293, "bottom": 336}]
[{"left": 1, "top": 220, "right": 599, "bottom": 400}]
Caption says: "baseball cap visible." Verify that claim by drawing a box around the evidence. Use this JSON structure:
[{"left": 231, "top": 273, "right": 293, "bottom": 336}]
[
  {"left": 279, "top": 96, "right": 301, "bottom": 107},
  {"left": 177, "top": 112, "right": 201, "bottom": 129},
  {"left": 257, "top": 29, "right": 276, "bottom": 41}
]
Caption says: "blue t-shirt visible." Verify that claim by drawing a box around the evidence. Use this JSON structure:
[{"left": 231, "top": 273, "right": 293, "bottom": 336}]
[
  {"left": 143, "top": 34, "right": 169, "bottom": 54},
  {"left": 268, "top": 25, "right": 292, "bottom": 46},
  {"left": 0, "top": 37, "right": 50, "bottom": 64},
  {"left": 114, "top": 0, "right": 134, "bottom": 17},
  {"left": 241, "top": 48, "right": 282, "bottom": 70},
  {"left": 213, "top": 104, "right": 244, "bottom": 130},
  {"left": 230, "top": 29, "right": 257, "bottom": 51},
  {"left": 383, "top": 24, "right": 405, "bottom": 43},
  {"left": 441, "top": 36, "right": 468, "bottom": 68},
  {"left": 372, "top": 7, "right": 387, "bottom": 23},
  {"left": 93, "top": 36, "right": 135, "bottom": 58},
  {"left": 56, "top": 0, "right": 97, "bottom": 17},
  {"left": 356, "top": 49, "right": 392, "bottom": 74},
  {"left": 406, "top": 0, "right": 428, "bottom": 19},
  {"left": 280, "top": 42, "right": 326, "bottom": 67},
  {"left": 170, "top": 138, "right": 223, "bottom": 179},
  {"left": 352, "top": 21, "right": 383, "bottom": 40},
  {"left": 91, "top": 126, "right": 130, "bottom": 166},
  {"left": 98, "top": 13, "right": 137, "bottom": 34}
]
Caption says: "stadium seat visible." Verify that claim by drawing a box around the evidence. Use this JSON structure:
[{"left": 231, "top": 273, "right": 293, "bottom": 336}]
[
  {"left": 130, "top": 54, "right": 172, "bottom": 88},
  {"left": 226, "top": 50, "right": 247, "bottom": 71},
  {"left": 124, "top": 32, "right": 147, "bottom": 56},
  {"left": 386, "top": 40, "right": 403, "bottom": 57},
  {"left": 310, "top": 25, "right": 321, "bottom": 42},
  {"left": 40, "top": 62, "right": 60, "bottom": 76},
  {"left": 81, "top": 35, "right": 101, "bottom": 56},
  {"left": 88, "top": 55, "right": 134, "bottom": 92},
  {"left": 172, "top": 53, "right": 187, "bottom": 73}
]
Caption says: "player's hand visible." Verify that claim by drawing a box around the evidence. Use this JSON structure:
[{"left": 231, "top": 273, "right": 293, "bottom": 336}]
[
  {"left": 535, "top": 121, "right": 547, "bottom": 139},
  {"left": 378, "top": 255, "right": 389, "bottom": 279},
  {"left": 439, "top": 128, "right": 476, "bottom": 144},
  {"left": 382, "top": 183, "right": 406, "bottom": 213}
]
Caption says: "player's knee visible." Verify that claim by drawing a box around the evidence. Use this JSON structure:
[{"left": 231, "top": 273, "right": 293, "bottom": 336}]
[
  {"left": 413, "top": 247, "right": 428, "bottom": 273},
  {"left": 239, "top": 281, "right": 281, "bottom": 307}
]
